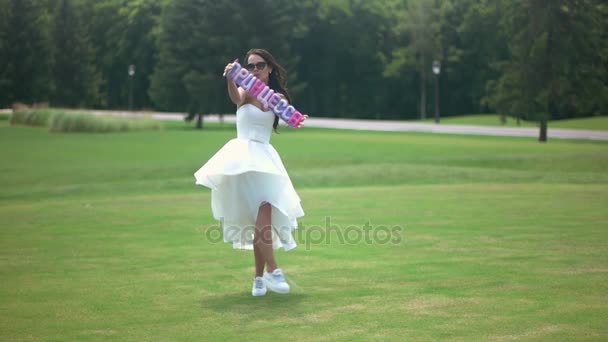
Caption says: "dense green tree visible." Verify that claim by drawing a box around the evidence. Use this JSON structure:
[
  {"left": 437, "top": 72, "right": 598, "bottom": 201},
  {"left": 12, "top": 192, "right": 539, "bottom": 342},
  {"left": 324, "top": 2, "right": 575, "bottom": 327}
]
[
  {"left": 486, "top": 0, "right": 608, "bottom": 141},
  {"left": 118, "top": 0, "right": 163, "bottom": 110},
  {"left": 87, "top": 0, "right": 122, "bottom": 108},
  {"left": 150, "top": 0, "right": 225, "bottom": 127},
  {"left": 0, "top": 0, "right": 53, "bottom": 107},
  {"left": 293, "top": 0, "right": 398, "bottom": 119},
  {"left": 437, "top": 0, "right": 504, "bottom": 117},
  {"left": 383, "top": 0, "right": 440, "bottom": 120},
  {"left": 88, "top": 0, "right": 162, "bottom": 109},
  {"left": 457, "top": 1, "right": 508, "bottom": 117},
  {"left": 150, "top": 0, "right": 297, "bottom": 128},
  {"left": 0, "top": 0, "right": 10, "bottom": 106},
  {"left": 0, "top": 0, "right": 605, "bottom": 127},
  {"left": 384, "top": 0, "right": 505, "bottom": 119},
  {"left": 407, "top": 0, "right": 439, "bottom": 119},
  {"left": 50, "top": 0, "right": 102, "bottom": 107}
]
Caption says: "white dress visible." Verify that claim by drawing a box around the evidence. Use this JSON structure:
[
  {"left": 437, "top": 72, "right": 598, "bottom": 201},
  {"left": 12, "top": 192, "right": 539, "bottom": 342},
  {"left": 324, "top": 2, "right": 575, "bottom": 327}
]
[{"left": 194, "top": 103, "right": 304, "bottom": 251}]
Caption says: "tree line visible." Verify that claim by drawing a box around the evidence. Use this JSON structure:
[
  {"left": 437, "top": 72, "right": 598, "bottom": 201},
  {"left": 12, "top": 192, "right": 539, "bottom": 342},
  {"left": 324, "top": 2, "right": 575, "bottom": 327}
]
[{"left": 1, "top": 0, "right": 607, "bottom": 126}]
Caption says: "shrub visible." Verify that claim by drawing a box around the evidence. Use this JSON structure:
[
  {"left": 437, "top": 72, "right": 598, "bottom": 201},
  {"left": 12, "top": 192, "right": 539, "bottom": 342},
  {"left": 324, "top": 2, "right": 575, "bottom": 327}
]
[
  {"left": 11, "top": 109, "right": 162, "bottom": 133},
  {"left": 10, "top": 110, "right": 54, "bottom": 126}
]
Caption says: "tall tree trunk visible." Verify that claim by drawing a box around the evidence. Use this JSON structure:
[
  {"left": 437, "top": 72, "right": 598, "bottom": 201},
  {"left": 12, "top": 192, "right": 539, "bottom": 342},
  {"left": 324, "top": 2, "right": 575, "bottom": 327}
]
[
  {"left": 420, "top": 57, "right": 426, "bottom": 119},
  {"left": 434, "top": 72, "right": 440, "bottom": 123},
  {"left": 540, "top": 5, "right": 554, "bottom": 142},
  {"left": 196, "top": 113, "right": 203, "bottom": 129},
  {"left": 539, "top": 117, "right": 547, "bottom": 142}
]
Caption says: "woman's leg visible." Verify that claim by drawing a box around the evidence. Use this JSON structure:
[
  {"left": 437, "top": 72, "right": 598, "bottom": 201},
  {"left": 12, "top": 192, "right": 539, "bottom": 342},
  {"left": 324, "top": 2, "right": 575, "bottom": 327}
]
[
  {"left": 253, "top": 243, "right": 265, "bottom": 277},
  {"left": 254, "top": 202, "right": 277, "bottom": 274}
]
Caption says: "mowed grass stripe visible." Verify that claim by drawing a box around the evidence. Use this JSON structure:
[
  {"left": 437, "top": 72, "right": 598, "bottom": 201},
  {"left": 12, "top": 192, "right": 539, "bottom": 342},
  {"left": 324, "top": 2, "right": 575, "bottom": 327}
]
[
  {"left": 1, "top": 122, "right": 607, "bottom": 341},
  {"left": 1, "top": 125, "right": 607, "bottom": 203},
  {"left": 1, "top": 183, "right": 607, "bottom": 340}
]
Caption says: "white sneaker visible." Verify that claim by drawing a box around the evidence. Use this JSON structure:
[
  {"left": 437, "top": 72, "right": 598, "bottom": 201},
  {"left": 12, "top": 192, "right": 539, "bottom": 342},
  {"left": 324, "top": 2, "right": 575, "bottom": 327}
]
[
  {"left": 263, "top": 268, "right": 290, "bottom": 294},
  {"left": 252, "top": 276, "right": 267, "bottom": 296}
]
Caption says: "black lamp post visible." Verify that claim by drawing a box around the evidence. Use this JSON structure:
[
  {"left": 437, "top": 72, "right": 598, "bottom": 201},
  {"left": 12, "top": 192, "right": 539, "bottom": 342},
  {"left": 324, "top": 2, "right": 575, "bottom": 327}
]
[
  {"left": 432, "top": 60, "right": 440, "bottom": 124},
  {"left": 128, "top": 64, "right": 136, "bottom": 111}
]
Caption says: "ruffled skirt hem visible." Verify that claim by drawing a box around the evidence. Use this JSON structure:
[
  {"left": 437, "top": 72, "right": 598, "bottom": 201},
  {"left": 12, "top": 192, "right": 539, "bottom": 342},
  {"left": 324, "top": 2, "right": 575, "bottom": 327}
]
[{"left": 194, "top": 139, "right": 304, "bottom": 250}]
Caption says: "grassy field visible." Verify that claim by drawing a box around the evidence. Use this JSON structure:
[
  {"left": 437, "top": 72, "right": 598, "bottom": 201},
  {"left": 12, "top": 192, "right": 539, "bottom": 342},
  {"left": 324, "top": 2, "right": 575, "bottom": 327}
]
[
  {"left": 1, "top": 118, "right": 607, "bottom": 341},
  {"left": 419, "top": 114, "right": 608, "bottom": 130}
]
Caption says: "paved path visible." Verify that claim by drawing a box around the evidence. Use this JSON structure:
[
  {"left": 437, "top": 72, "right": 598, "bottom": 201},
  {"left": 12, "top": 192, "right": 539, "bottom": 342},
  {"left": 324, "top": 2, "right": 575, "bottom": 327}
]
[
  {"left": 29, "top": 109, "right": 608, "bottom": 142},
  {"left": 122, "top": 111, "right": 607, "bottom": 141},
  {"left": 301, "top": 117, "right": 608, "bottom": 141}
]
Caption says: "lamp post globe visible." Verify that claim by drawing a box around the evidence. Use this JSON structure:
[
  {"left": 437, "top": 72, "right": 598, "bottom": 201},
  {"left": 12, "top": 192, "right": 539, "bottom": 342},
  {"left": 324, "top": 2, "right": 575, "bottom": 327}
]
[
  {"left": 432, "top": 60, "right": 441, "bottom": 75},
  {"left": 432, "top": 60, "right": 441, "bottom": 124},
  {"left": 128, "top": 64, "right": 135, "bottom": 110}
]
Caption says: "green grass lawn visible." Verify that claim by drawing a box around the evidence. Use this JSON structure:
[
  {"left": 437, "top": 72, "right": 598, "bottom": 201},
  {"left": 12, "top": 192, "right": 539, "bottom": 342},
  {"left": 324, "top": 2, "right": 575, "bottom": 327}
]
[
  {"left": 1, "top": 120, "right": 607, "bottom": 341},
  {"left": 420, "top": 114, "right": 608, "bottom": 130}
]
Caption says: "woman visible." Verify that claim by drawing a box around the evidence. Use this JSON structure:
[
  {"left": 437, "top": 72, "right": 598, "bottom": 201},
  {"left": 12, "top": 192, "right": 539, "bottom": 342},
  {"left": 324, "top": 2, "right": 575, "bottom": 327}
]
[{"left": 194, "top": 49, "right": 307, "bottom": 296}]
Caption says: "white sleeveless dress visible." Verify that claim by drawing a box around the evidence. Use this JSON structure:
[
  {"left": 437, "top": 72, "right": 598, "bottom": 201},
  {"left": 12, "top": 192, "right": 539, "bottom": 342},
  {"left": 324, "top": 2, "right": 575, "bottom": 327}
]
[{"left": 194, "top": 104, "right": 304, "bottom": 251}]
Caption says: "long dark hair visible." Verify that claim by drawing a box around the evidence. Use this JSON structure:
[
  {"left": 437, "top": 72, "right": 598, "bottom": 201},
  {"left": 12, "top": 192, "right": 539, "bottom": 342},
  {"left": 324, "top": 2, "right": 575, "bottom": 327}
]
[{"left": 245, "top": 48, "right": 291, "bottom": 131}]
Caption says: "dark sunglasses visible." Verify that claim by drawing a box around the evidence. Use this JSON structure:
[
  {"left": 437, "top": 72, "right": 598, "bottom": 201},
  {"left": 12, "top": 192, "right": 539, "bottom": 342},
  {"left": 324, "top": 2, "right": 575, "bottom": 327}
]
[{"left": 245, "top": 62, "right": 267, "bottom": 71}]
